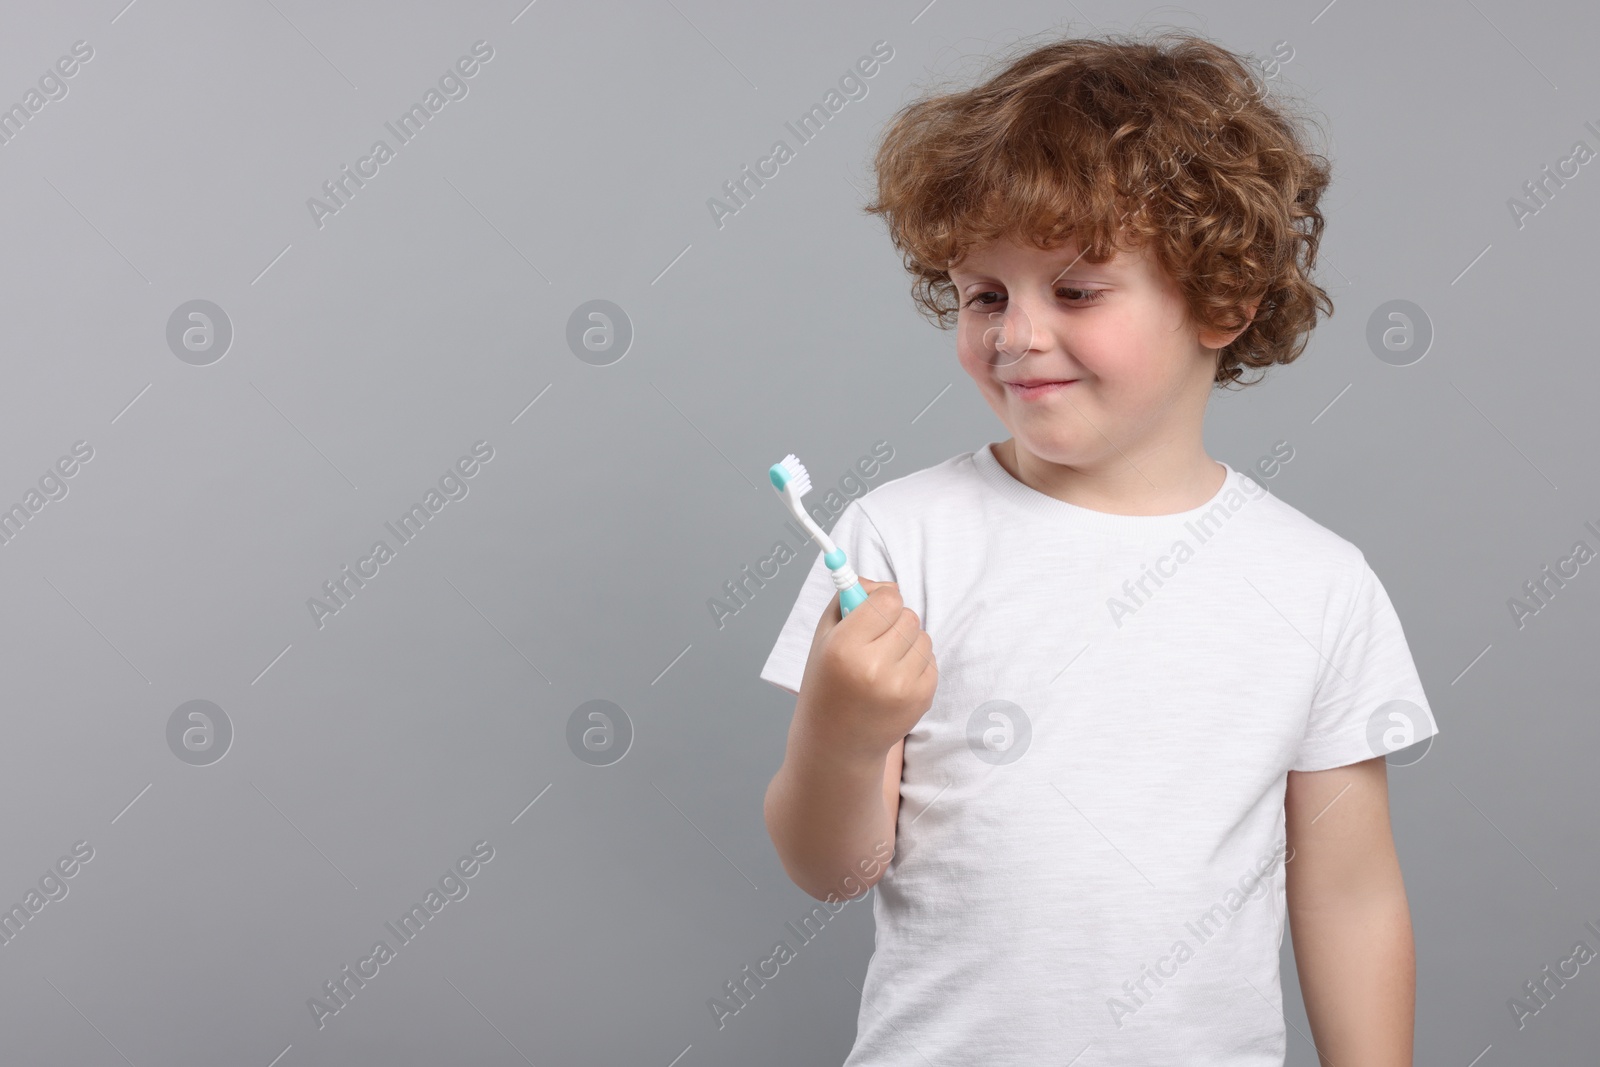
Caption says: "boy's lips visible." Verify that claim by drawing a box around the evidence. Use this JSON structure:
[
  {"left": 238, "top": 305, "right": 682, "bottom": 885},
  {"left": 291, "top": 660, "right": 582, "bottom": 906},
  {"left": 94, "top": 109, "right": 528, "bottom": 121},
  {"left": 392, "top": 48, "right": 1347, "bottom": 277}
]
[{"left": 1004, "top": 378, "right": 1079, "bottom": 399}]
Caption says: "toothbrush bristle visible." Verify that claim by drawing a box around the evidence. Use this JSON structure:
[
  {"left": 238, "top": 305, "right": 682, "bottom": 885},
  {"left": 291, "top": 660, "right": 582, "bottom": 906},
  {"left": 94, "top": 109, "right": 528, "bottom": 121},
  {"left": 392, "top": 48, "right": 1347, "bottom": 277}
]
[{"left": 779, "top": 453, "right": 812, "bottom": 495}]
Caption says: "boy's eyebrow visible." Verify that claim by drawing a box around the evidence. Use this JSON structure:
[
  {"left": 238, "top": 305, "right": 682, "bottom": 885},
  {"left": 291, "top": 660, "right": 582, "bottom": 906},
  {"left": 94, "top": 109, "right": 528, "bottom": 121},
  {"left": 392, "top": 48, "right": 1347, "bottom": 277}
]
[
  {"left": 1053, "top": 250, "right": 1127, "bottom": 276},
  {"left": 949, "top": 251, "right": 1131, "bottom": 280}
]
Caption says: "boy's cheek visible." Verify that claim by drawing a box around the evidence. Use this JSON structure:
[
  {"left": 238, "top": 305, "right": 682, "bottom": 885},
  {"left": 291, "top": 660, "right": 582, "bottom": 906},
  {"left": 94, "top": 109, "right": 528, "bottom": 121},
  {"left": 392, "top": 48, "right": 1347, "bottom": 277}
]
[{"left": 955, "top": 342, "right": 998, "bottom": 382}]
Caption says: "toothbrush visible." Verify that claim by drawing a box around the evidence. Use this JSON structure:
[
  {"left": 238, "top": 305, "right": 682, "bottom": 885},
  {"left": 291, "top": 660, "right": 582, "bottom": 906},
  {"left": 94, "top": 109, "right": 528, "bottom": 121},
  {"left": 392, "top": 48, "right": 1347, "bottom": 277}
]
[{"left": 768, "top": 453, "right": 870, "bottom": 616}]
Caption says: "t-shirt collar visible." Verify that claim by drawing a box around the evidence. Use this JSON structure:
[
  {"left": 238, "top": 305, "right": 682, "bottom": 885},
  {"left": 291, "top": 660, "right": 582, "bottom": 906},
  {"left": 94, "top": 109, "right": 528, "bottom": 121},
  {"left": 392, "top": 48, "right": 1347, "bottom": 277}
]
[{"left": 971, "top": 441, "right": 1243, "bottom": 531}]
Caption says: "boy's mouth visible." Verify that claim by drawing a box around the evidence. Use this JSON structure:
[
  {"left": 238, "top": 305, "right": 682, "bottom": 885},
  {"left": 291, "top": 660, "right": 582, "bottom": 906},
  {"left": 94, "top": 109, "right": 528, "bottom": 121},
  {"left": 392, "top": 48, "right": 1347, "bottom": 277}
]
[{"left": 1004, "top": 378, "right": 1079, "bottom": 399}]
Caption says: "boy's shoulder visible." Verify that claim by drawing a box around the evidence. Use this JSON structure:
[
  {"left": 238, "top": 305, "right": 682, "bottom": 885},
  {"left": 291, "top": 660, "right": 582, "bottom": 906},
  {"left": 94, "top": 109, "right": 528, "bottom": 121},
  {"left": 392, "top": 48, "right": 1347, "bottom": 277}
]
[
  {"left": 1230, "top": 474, "right": 1380, "bottom": 595},
  {"left": 850, "top": 449, "right": 1376, "bottom": 575},
  {"left": 844, "top": 447, "right": 986, "bottom": 520}
]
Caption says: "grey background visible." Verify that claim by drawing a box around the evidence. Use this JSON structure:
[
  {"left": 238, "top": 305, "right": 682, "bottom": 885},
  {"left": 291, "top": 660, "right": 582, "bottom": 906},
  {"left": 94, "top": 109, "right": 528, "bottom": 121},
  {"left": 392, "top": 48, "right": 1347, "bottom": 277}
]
[{"left": 0, "top": 0, "right": 1592, "bottom": 1064}]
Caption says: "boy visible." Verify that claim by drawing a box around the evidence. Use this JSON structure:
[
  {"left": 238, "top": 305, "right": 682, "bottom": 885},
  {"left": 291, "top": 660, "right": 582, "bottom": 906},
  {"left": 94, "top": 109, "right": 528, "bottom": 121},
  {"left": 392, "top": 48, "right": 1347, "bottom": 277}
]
[{"left": 759, "top": 30, "right": 1438, "bottom": 1067}]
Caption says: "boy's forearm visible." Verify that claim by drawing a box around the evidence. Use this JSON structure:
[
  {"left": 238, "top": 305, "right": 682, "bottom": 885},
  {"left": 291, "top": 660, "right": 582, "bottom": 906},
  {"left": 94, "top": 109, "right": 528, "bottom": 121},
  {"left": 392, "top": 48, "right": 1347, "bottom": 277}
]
[
  {"left": 764, "top": 695, "right": 895, "bottom": 901},
  {"left": 1289, "top": 886, "right": 1417, "bottom": 1066}
]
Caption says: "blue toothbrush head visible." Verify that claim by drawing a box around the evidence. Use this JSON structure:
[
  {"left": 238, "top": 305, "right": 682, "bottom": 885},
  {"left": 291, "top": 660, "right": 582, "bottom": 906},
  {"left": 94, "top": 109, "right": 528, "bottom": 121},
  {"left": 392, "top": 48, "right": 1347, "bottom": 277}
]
[{"left": 769, "top": 453, "right": 812, "bottom": 495}]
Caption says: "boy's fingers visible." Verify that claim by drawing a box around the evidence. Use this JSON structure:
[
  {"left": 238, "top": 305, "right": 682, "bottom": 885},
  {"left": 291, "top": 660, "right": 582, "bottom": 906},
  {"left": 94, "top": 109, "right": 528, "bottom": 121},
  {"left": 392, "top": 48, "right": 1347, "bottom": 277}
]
[
  {"left": 814, "top": 577, "right": 894, "bottom": 637},
  {"left": 883, "top": 609, "right": 935, "bottom": 672},
  {"left": 854, "top": 580, "right": 932, "bottom": 670},
  {"left": 856, "top": 578, "right": 915, "bottom": 634},
  {"left": 847, "top": 579, "right": 905, "bottom": 639}
]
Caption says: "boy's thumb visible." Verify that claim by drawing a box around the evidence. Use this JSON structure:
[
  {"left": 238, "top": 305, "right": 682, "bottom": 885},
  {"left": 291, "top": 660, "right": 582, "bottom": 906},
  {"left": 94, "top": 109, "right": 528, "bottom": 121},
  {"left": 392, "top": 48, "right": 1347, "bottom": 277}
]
[{"left": 838, "top": 576, "right": 896, "bottom": 621}]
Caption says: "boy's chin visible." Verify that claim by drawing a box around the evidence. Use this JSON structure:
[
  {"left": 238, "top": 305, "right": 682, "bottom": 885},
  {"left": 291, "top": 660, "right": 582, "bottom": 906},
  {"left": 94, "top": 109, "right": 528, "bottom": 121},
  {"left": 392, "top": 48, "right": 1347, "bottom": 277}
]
[{"left": 1009, "top": 431, "right": 1091, "bottom": 468}]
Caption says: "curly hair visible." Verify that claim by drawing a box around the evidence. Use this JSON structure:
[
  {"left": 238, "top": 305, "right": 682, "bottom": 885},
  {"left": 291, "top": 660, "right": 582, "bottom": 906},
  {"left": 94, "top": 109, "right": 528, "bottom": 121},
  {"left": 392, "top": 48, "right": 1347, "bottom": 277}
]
[{"left": 862, "top": 29, "right": 1333, "bottom": 388}]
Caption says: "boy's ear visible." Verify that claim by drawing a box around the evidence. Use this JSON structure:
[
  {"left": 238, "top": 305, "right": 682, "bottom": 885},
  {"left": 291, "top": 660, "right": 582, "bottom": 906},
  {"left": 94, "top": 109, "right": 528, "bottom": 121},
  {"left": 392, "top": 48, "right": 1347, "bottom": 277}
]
[{"left": 1199, "top": 293, "right": 1266, "bottom": 351}]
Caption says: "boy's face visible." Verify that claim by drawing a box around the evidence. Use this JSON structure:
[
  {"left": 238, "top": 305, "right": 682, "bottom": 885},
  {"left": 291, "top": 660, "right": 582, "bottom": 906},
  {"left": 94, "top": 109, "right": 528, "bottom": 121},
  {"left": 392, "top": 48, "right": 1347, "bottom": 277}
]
[{"left": 949, "top": 233, "right": 1248, "bottom": 473}]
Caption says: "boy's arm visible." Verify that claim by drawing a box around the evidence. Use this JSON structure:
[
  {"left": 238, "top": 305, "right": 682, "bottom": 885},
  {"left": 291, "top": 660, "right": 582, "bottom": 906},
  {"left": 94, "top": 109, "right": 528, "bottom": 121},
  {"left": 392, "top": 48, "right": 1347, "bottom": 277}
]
[
  {"left": 1284, "top": 755, "right": 1416, "bottom": 1066},
  {"left": 763, "top": 707, "right": 901, "bottom": 902},
  {"left": 764, "top": 579, "right": 932, "bottom": 902}
]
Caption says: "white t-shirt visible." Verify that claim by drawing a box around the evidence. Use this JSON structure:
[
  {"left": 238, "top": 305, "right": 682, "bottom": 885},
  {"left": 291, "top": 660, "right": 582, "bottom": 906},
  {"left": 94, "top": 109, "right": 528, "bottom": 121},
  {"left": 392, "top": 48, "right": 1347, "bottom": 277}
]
[{"left": 759, "top": 442, "right": 1438, "bottom": 1066}]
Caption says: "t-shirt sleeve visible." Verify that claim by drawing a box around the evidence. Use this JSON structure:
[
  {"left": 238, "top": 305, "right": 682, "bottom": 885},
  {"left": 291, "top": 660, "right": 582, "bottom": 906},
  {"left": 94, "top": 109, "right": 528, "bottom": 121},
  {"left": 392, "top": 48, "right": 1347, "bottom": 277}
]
[
  {"left": 1292, "top": 557, "right": 1439, "bottom": 772},
  {"left": 758, "top": 497, "right": 895, "bottom": 697}
]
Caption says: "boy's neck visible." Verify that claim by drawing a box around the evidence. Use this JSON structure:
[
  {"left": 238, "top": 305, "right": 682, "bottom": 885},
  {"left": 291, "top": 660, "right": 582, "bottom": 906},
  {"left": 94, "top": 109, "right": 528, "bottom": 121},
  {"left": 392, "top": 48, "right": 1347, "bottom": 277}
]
[{"left": 992, "top": 438, "right": 1227, "bottom": 517}]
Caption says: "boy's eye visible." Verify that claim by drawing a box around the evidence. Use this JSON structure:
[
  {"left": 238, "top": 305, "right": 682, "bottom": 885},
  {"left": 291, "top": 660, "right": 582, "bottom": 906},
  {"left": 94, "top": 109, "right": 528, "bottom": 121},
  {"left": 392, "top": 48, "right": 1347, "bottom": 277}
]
[{"left": 961, "top": 288, "right": 1106, "bottom": 308}]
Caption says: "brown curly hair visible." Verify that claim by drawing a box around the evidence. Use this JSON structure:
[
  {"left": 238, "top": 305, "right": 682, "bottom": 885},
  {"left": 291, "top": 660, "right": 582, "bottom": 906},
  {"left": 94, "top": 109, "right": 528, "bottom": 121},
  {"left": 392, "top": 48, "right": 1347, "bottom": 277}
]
[{"left": 862, "top": 29, "right": 1333, "bottom": 388}]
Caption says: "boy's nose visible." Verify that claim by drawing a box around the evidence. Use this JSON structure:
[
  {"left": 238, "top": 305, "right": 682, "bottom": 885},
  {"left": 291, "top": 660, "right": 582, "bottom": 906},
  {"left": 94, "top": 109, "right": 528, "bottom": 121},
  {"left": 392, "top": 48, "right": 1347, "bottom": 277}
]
[{"left": 990, "top": 303, "right": 1049, "bottom": 368}]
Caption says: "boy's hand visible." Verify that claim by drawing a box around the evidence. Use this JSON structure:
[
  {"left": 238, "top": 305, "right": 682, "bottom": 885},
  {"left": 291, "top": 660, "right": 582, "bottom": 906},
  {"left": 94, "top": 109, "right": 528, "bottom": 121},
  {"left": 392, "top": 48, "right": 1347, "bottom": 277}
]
[{"left": 795, "top": 577, "right": 938, "bottom": 762}]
